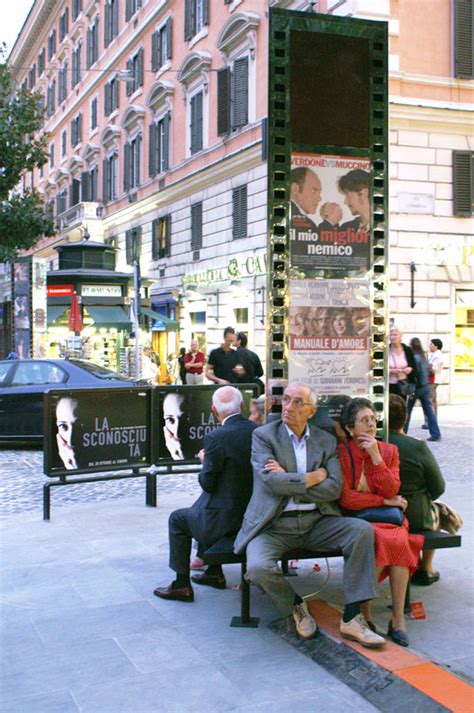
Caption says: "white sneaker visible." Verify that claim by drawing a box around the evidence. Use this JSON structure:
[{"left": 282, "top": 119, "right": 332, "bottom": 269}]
[
  {"left": 292, "top": 601, "right": 318, "bottom": 640},
  {"left": 340, "top": 613, "right": 385, "bottom": 648}
]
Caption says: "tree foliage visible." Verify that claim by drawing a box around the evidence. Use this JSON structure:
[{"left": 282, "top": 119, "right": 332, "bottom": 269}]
[{"left": 0, "top": 48, "right": 55, "bottom": 259}]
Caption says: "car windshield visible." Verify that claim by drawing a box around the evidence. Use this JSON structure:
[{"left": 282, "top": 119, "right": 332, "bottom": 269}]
[
  {"left": 68, "top": 360, "right": 131, "bottom": 381},
  {"left": 0, "top": 363, "right": 12, "bottom": 383}
]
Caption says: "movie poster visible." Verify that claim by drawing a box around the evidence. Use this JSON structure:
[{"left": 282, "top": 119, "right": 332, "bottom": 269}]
[
  {"left": 13, "top": 261, "right": 32, "bottom": 357},
  {"left": 154, "top": 385, "right": 258, "bottom": 464},
  {"left": 44, "top": 387, "right": 153, "bottom": 476},
  {"left": 290, "top": 153, "right": 371, "bottom": 274},
  {"left": 288, "top": 279, "right": 370, "bottom": 396}
]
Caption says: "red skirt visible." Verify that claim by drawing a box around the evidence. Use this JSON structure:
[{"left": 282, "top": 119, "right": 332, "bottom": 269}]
[{"left": 373, "top": 517, "right": 424, "bottom": 583}]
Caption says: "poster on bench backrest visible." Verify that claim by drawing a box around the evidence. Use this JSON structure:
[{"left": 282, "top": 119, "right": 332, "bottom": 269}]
[
  {"left": 44, "top": 386, "right": 153, "bottom": 476},
  {"left": 153, "top": 384, "right": 258, "bottom": 465}
]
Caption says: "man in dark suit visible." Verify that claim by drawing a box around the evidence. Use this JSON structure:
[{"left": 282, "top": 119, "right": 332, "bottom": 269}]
[
  {"left": 154, "top": 386, "right": 258, "bottom": 602},
  {"left": 234, "top": 382, "right": 385, "bottom": 647},
  {"left": 234, "top": 332, "right": 264, "bottom": 391}
]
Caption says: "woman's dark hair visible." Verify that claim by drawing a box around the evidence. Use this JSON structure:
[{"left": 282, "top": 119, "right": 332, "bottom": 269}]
[
  {"left": 339, "top": 397, "right": 376, "bottom": 438},
  {"left": 410, "top": 337, "right": 426, "bottom": 361},
  {"left": 388, "top": 394, "right": 407, "bottom": 432}
]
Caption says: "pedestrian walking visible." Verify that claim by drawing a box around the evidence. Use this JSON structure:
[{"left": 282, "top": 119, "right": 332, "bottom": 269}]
[
  {"left": 405, "top": 338, "right": 442, "bottom": 442},
  {"left": 423, "top": 338, "right": 444, "bottom": 428}
]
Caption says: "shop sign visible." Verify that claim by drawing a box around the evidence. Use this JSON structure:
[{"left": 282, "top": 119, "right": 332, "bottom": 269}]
[
  {"left": 182, "top": 252, "right": 267, "bottom": 287},
  {"left": 420, "top": 242, "right": 474, "bottom": 268},
  {"left": 82, "top": 285, "right": 122, "bottom": 297},
  {"left": 47, "top": 284, "right": 74, "bottom": 297}
]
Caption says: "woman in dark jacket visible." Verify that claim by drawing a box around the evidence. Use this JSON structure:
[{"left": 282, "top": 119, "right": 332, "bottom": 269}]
[
  {"left": 388, "top": 327, "right": 417, "bottom": 400},
  {"left": 405, "top": 338, "right": 441, "bottom": 441},
  {"left": 388, "top": 394, "right": 446, "bottom": 585}
]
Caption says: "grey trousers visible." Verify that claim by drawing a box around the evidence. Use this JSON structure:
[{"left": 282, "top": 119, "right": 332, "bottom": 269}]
[{"left": 245, "top": 511, "right": 377, "bottom": 618}]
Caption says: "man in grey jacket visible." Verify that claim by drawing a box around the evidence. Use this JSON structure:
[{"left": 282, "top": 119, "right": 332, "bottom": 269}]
[{"left": 234, "top": 382, "right": 384, "bottom": 647}]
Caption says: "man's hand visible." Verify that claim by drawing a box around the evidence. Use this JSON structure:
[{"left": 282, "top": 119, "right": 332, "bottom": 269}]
[
  {"left": 384, "top": 495, "right": 408, "bottom": 511},
  {"left": 305, "top": 468, "right": 327, "bottom": 488},
  {"left": 264, "top": 458, "right": 285, "bottom": 473},
  {"left": 197, "top": 448, "right": 205, "bottom": 464},
  {"left": 320, "top": 201, "right": 343, "bottom": 225}
]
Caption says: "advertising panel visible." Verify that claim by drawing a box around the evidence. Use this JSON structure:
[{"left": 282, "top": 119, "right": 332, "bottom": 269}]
[
  {"left": 154, "top": 384, "right": 258, "bottom": 464},
  {"left": 290, "top": 153, "right": 371, "bottom": 275},
  {"left": 288, "top": 279, "right": 370, "bottom": 397},
  {"left": 44, "top": 387, "right": 153, "bottom": 476}
]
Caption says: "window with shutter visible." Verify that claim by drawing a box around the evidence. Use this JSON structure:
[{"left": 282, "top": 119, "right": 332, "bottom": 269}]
[
  {"left": 166, "top": 18, "right": 173, "bottom": 59},
  {"left": 454, "top": 0, "right": 474, "bottom": 79},
  {"left": 112, "top": 77, "right": 119, "bottom": 109},
  {"left": 102, "top": 159, "right": 109, "bottom": 203},
  {"left": 70, "top": 178, "right": 81, "bottom": 207},
  {"left": 232, "top": 57, "right": 248, "bottom": 129},
  {"left": 91, "top": 97, "right": 98, "bottom": 129},
  {"left": 81, "top": 172, "right": 90, "bottom": 202},
  {"left": 38, "top": 49, "right": 45, "bottom": 76},
  {"left": 152, "top": 215, "right": 172, "bottom": 259},
  {"left": 126, "top": 58, "right": 133, "bottom": 95},
  {"left": 90, "top": 166, "right": 98, "bottom": 201},
  {"left": 232, "top": 185, "right": 248, "bottom": 240},
  {"left": 453, "top": 150, "right": 474, "bottom": 216},
  {"left": 137, "top": 48, "right": 144, "bottom": 86},
  {"left": 217, "top": 67, "right": 231, "bottom": 136},
  {"left": 149, "top": 123, "right": 157, "bottom": 177},
  {"left": 185, "top": 0, "right": 208, "bottom": 40},
  {"left": 104, "top": 2, "right": 111, "bottom": 47},
  {"left": 191, "top": 202, "right": 203, "bottom": 251},
  {"left": 126, "top": 227, "right": 142, "bottom": 264},
  {"left": 104, "top": 82, "right": 111, "bottom": 116},
  {"left": 151, "top": 31, "right": 160, "bottom": 72},
  {"left": 124, "top": 142, "right": 131, "bottom": 191},
  {"left": 190, "top": 91, "right": 203, "bottom": 155}
]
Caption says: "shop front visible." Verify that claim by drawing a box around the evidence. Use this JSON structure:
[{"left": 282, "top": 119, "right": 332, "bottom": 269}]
[
  {"left": 46, "top": 240, "right": 150, "bottom": 373},
  {"left": 178, "top": 250, "right": 267, "bottom": 368}
]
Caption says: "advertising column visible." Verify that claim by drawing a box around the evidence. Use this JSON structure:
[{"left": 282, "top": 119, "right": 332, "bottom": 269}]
[{"left": 267, "top": 9, "right": 389, "bottom": 429}]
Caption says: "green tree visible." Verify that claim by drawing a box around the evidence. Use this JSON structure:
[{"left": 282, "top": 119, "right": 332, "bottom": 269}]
[{"left": 0, "top": 48, "right": 55, "bottom": 259}]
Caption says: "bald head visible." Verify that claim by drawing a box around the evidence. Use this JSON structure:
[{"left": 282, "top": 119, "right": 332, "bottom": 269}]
[{"left": 212, "top": 386, "right": 243, "bottom": 421}]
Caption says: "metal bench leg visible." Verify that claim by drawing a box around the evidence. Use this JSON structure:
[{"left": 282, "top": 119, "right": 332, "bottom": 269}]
[
  {"left": 231, "top": 561, "right": 259, "bottom": 628},
  {"left": 145, "top": 473, "right": 157, "bottom": 507},
  {"left": 43, "top": 483, "right": 51, "bottom": 521},
  {"left": 281, "top": 557, "right": 298, "bottom": 576}
]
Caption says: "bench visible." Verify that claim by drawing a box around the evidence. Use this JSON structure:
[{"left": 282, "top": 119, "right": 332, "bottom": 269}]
[{"left": 203, "top": 530, "right": 461, "bottom": 627}]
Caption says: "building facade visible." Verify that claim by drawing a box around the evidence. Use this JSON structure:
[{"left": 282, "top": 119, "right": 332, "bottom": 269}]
[{"left": 4, "top": 0, "right": 474, "bottom": 399}]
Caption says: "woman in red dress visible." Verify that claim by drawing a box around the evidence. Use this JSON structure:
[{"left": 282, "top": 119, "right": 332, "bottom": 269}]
[{"left": 338, "top": 398, "right": 424, "bottom": 647}]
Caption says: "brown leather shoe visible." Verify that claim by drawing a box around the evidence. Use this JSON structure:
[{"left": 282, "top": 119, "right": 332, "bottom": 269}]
[
  {"left": 191, "top": 573, "right": 227, "bottom": 589},
  {"left": 153, "top": 581, "right": 194, "bottom": 602}
]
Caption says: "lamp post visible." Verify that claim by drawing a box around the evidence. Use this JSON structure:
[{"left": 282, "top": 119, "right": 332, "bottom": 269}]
[{"left": 133, "top": 259, "right": 141, "bottom": 378}]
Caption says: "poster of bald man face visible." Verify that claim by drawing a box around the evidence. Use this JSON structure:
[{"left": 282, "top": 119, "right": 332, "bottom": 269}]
[{"left": 154, "top": 385, "right": 258, "bottom": 465}]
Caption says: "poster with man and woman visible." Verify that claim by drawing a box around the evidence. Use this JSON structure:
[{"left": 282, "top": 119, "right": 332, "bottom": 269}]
[{"left": 290, "top": 152, "right": 371, "bottom": 275}]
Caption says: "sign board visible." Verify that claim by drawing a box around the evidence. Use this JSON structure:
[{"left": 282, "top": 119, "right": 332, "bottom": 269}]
[
  {"left": 82, "top": 285, "right": 123, "bottom": 297},
  {"left": 44, "top": 387, "right": 153, "bottom": 476},
  {"left": 47, "top": 285, "right": 74, "bottom": 296},
  {"left": 153, "top": 384, "right": 258, "bottom": 464}
]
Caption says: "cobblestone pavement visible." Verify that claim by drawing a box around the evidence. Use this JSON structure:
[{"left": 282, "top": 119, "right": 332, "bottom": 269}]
[{"left": 0, "top": 404, "right": 471, "bottom": 518}]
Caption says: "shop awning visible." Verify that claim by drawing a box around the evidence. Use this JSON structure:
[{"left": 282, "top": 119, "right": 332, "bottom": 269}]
[
  {"left": 141, "top": 307, "right": 179, "bottom": 331},
  {"left": 47, "top": 306, "right": 68, "bottom": 324},
  {"left": 85, "top": 305, "right": 131, "bottom": 326}
]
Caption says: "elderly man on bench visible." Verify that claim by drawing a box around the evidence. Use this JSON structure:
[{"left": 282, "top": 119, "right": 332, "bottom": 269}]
[{"left": 234, "top": 382, "right": 385, "bottom": 647}]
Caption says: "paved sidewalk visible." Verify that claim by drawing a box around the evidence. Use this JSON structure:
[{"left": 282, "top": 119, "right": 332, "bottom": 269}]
[{"left": 0, "top": 405, "right": 472, "bottom": 712}]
